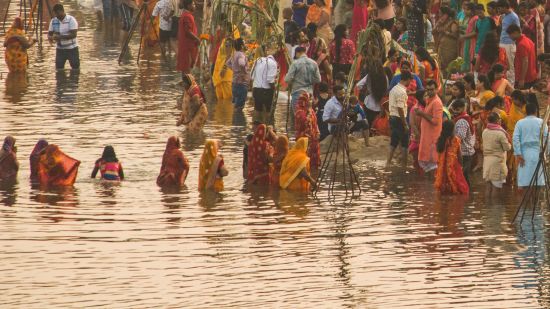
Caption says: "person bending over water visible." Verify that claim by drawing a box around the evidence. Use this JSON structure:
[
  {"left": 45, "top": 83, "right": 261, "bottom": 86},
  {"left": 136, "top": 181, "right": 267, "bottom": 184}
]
[
  {"left": 92, "top": 146, "right": 124, "bottom": 181},
  {"left": 157, "top": 136, "right": 189, "bottom": 187},
  {"left": 199, "top": 140, "right": 228, "bottom": 192},
  {"left": 177, "top": 73, "right": 208, "bottom": 131},
  {"left": 0, "top": 136, "right": 19, "bottom": 181},
  {"left": 279, "top": 137, "right": 317, "bottom": 191}
]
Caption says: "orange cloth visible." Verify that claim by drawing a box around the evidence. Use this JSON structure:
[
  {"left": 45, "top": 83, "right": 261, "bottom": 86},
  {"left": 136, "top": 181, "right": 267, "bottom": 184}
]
[
  {"left": 4, "top": 18, "right": 28, "bottom": 73},
  {"left": 198, "top": 140, "right": 224, "bottom": 192},
  {"left": 157, "top": 136, "right": 190, "bottom": 187},
  {"left": 418, "top": 96, "right": 443, "bottom": 163},
  {"left": 139, "top": 0, "right": 159, "bottom": 47},
  {"left": 279, "top": 137, "right": 311, "bottom": 191},
  {"left": 434, "top": 136, "right": 469, "bottom": 194},
  {"left": 37, "top": 145, "right": 80, "bottom": 186}
]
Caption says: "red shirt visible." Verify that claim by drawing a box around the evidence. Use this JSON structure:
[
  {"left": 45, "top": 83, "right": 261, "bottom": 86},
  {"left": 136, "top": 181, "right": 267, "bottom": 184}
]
[{"left": 514, "top": 34, "right": 538, "bottom": 83}]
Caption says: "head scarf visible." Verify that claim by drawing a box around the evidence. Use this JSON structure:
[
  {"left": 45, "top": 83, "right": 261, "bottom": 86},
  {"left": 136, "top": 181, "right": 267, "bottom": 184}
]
[
  {"left": 162, "top": 136, "right": 180, "bottom": 162},
  {"left": 279, "top": 137, "right": 310, "bottom": 189},
  {"left": 295, "top": 92, "right": 311, "bottom": 113},
  {"left": 30, "top": 139, "right": 48, "bottom": 180},
  {"left": 247, "top": 124, "right": 272, "bottom": 182},
  {"left": 12, "top": 17, "right": 23, "bottom": 30},
  {"left": 101, "top": 145, "right": 118, "bottom": 162},
  {"left": 157, "top": 136, "right": 188, "bottom": 187},
  {"left": 183, "top": 73, "right": 206, "bottom": 102},
  {"left": 198, "top": 139, "right": 219, "bottom": 191},
  {"left": 0, "top": 136, "right": 16, "bottom": 162}
]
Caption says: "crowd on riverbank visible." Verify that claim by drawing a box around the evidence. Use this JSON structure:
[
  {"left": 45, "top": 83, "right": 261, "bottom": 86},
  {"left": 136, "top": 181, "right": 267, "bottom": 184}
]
[{"left": 2, "top": 0, "right": 550, "bottom": 196}]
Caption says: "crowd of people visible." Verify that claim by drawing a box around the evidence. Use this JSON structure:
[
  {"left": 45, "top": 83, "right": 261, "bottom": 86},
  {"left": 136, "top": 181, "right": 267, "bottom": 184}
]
[{"left": 3, "top": 0, "right": 550, "bottom": 196}]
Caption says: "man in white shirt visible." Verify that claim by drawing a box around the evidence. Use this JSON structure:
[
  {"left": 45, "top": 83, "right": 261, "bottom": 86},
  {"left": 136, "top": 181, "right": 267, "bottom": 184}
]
[
  {"left": 322, "top": 85, "right": 345, "bottom": 134},
  {"left": 386, "top": 71, "right": 411, "bottom": 167},
  {"left": 48, "top": 4, "right": 79, "bottom": 70},
  {"left": 250, "top": 49, "right": 279, "bottom": 123},
  {"left": 152, "top": 0, "right": 174, "bottom": 56}
]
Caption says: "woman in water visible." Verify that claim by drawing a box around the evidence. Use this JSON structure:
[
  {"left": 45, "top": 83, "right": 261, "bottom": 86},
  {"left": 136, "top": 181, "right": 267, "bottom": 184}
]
[
  {"left": 247, "top": 124, "right": 274, "bottom": 185},
  {"left": 0, "top": 136, "right": 19, "bottom": 181},
  {"left": 199, "top": 140, "right": 228, "bottom": 191},
  {"left": 3, "top": 17, "right": 36, "bottom": 73},
  {"left": 36, "top": 144, "right": 81, "bottom": 186},
  {"left": 30, "top": 139, "right": 49, "bottom": 182},
  {"left": 434, "top": 120, "right": 469, "bottom": 195},
  {"left": 157, "top": 136, "right": 189, "bottom": 187},
  {"left": 295, "top": 92, "right": 321, "bottom": 170},
  {"left": 92, "top": 146, "right": 124, "bottom": 181},
  {"left": 279, "top": 137, "right": 317, "bottom": 191},
  {"left": 177, "top": 73, "right": 208, "bottom": 131},
  {"left": 271, "top": 135, "right": 289, "bottom": 186}
]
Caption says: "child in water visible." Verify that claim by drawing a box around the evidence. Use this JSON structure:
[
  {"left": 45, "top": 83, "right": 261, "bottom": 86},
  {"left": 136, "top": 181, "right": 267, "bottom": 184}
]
[{"left": 92, "top": 145, "right": 124, "bottom": 181}]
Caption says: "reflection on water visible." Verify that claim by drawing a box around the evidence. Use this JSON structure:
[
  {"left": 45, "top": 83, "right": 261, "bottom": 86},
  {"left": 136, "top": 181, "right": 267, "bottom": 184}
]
[{"left": 0, "top": 4, "right": 550, "bottom": 308}]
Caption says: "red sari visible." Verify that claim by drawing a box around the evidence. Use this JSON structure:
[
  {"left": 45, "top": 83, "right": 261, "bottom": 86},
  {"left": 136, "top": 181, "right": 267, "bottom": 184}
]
[
  {"left": 434, "top": 136, "right": 469, "bottom": 195},
  {"left": 37, "top": 145, "right": 80, "bottom": 186},
  {"left": 294, "top": 92, "right": 321, "bottom": 170},
  {"left": 177, "top": 10, "right": 198, "bottom": 73},
  {"left": 351, "top": 0, "right": 368, "bottom": 42},
  {"left": 157, "top": 136, "right": 190, "bottom": 187},
  {"left": 247, "top": 124, "right": 273, "bottom": 184},
  {"left": 30, "top": 139, "right": 49, "bottom": 182},
  {"left": 0, "top": 136, "right": 18, "bottom": 180},
  {"left": 307, "top": 38, "right": 330, "bottom": 85}
]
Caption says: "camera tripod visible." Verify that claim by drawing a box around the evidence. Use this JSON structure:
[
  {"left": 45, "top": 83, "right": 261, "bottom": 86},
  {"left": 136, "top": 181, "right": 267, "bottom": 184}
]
[
  {"left": 118, "top": 0, "right": 165, "bottom": 64},
  {"left": 1, "top": 0, "right": 54, "bottom": 47}
]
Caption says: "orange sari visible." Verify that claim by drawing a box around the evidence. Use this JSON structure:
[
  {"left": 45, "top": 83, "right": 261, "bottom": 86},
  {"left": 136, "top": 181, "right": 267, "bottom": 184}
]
[
  {"left": 138, "top": 0, "right": 159, "bottom": 47},
  {"left": 279, "top": 137, "right": 311, "bottom": 191},
  {"left": 37, "top": 145, "right": 80, "bottom": 186},
  {"left": 4, "top": 18, "right": 29, "bottom": 73},
  {"left": 434, "top": 136, "right": 469, "bottom": 195}
]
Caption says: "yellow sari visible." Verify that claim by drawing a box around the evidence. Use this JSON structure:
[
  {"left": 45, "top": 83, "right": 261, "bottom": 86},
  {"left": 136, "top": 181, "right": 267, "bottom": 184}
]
[
  {"left": 138, "top": 0, "right": 159, "bottom": 48},
  {"left": 505, "top": 103, "right": 525, "bottom": 186},
  {"left": 212, "top": 39, "right": 234, "bottom": 100},
  {"left": 279, "top": 137, "right": 311, "bottom": 191},
  {"left": 198, "top": 140, "right": 224, "bottom": 192},
  {"left": 4, "top": 18, "right": 28, "bottom": 73}
]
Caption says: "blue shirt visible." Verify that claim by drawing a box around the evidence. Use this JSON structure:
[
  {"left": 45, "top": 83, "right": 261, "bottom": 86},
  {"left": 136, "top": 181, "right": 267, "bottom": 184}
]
[
  {"left": 292, "top": 0, "right": 314, "bottom": 28},
  {"left": 512, "top": 115, "right": 549, "bottom": 187},
  {"left": 500, "top": 11, "right": 520, "bottom": 44},
  {"left": 388, "top": 73, "right": 424, "bottom": 91}
]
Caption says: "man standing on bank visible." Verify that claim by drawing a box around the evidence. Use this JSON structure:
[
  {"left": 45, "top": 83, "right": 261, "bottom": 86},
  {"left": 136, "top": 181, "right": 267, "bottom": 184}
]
[{"left": 48, "top": 4, "right": 80, "bottom": 70}]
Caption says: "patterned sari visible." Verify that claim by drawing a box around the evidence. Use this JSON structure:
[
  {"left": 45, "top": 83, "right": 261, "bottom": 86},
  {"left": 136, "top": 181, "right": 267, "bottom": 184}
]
[
  {"left": 0, "top": 136, "right": 19, "bottom": 180},
  {"left": 279, "top": 137, "right": 311, "bottom": 191},
  {"left": 138, "top": 0, "right": 159, "bottom": 47},
  {"left": 461, "top": 16, "right": 478, "bottom": 72},
  {"left": 271, "top": 135, "right": 289, "bottom": 186},
  {"left": 37, "top": 145, "right": 81, "bottom": 186},
  {"left": 294, "top": 92, "right": 321, "bottom": 170},
  {"left": 4, "top": 18, "right": 29, "bottom": 73},
  {"left": 247, "top": 124, "right": 273, "bottom": 185},
  {"left": 157, "top": 136, "right": 190, "bottom": 187},
  {"left": 434, "top": 136, "right": 469, "bottom": 194},
  {"left": 198, "top": 140, "right": 224, "bottom": 192},
  {"left": 179, "top": 74, "right": 208, "bottom": 131}
]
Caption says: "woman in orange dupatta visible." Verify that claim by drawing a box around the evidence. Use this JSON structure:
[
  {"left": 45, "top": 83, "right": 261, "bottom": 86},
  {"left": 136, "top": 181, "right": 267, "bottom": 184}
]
[
  {"left": 29, "top": 139, "right": 48, "bottom": 182},
  {"left": 157, "top": 136, "right": 190, "bottom": 187},
  {"left": 306, "top": 0, "right": 333, "bottom": 44},
  {"left": 138, "top": 0, "right": 160, "bottom": 48},
  {"left": 271, "top": 135, "right": 289, "bottom": 186},
  {"left": 3, "top": 17, "right": 36, "bottom": 73},
  {"left": 434, "top": 120, "right": 469, "bottom": 195},
  {"left": 37, "top": 144, "right": 81, "bottom": 186},
  {"left": 0, "top": 136, "right": 19, "bottom": 181},
  {"left": 294, "top": 92, "right": 321, "bottom": 170},
  {"left": 177, "top": 73, "right": 208, "bottom": 131},
  {"left": 198, "top": 140, "right": 228, "bottom": 192},
  {"left": 279, "top": 137, "right": 317, "bottom": 191},
  {"left": 247, "top": 124, "right": 274, "bottom": 185},
  {"left": 488, "top": 64, "right": 513, "bottom": 112}
]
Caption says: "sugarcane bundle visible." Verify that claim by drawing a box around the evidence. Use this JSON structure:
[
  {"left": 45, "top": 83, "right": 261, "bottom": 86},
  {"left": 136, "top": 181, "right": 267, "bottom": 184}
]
[{"left": 358, "top": 22, "right": 386, "bottom": 75}]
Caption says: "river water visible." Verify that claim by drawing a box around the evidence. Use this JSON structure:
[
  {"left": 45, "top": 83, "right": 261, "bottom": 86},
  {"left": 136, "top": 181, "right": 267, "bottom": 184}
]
[{"left": 1, "top": 3, "right": 550, "bottom": 308}]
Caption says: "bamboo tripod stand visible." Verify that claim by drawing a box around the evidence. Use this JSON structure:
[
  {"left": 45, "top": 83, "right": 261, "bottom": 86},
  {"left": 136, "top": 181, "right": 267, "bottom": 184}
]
[
  {"left": 512, "top": 106, "right": 550, "bottom": 224},
  {"left": 2, "top": 0, "right": 53, "bottom": 47},
  {"left": 118, "top": 0, "right": 165, "bottom": 64}
]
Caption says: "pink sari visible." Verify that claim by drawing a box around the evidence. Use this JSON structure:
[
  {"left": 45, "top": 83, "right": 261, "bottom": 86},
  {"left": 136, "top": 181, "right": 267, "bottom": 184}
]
[{"left": 351, "top": 0, "right": 368, "bottom": 42}]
